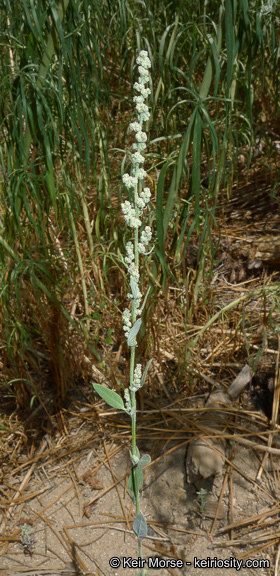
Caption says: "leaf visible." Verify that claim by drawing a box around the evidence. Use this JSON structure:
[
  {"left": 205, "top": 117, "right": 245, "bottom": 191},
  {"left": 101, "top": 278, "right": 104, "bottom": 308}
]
[
  {"left": 154, "top": 247, "right": 177, "bottom": 284},
  {"left": 93, "top": 384, "right": 124, "bottom": 411},
  {"left": 162, "top": 114, "right": 194, "bottom": 242},
  {"left": 156, "top": 159, "right": 172, "bottom": 255},
  {"left": 137, "top": 454, "right": 151, "bottom": 468},
  {"left": 139, "top": 358, "right": 153, "bottom": 389},
  {"left": 105, "top": 328, "right": 114, "bottom": 345},
  {"left": 91, "top": 312, "right": 102, "bottom": 320},
  {"left": 128, "top": 467, "right": 143, "bottom": 496},
  {"left": 133, "top": 514, "right": 147, "bottom": 539},
  {"left": 130, "top": 278, "right": 139, "bottom": 299},
  {"left": 127, "top": 318, "right": 141, "bottom": 346},
  {"left": 225, "top": 0, "right": 235, "bottom": 97},
  {"left": 139, "top": 286, "right": 151, "bottom": 315},
  {"left": 192, "top": 110, "right": 202, "bottom": 220}
]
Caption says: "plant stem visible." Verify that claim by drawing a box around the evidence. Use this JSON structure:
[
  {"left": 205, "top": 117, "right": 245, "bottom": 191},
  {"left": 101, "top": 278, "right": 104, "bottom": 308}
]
[
  {"left": 131, "top": 188, "right": 140, "bottom": 517},
  {"left": 120, "top": 51, "right": 152, "bottom": 571}
]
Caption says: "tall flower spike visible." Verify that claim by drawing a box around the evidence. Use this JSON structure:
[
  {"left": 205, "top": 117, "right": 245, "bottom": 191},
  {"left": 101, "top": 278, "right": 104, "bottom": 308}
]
[{"left": 121, "top": 50, "right": 152, "bottom": 347}]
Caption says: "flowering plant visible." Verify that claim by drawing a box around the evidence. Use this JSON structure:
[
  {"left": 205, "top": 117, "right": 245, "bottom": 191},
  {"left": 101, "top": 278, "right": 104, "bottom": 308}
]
[{"left": 94, "top": 50, "right": 153, "bottom": 570}]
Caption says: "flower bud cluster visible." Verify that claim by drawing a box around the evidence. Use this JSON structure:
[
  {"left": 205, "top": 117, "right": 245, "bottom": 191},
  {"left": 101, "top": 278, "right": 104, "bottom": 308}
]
[
  {"left": 123, "top": 307, "right": 132, "bottom": 340},
  {"left": 124, "top": 388, "right": 131, "bottom": 413},
  {"left": 130, "top": 453, "right": 140, "bottom": 465},
  {"left": 121, "top": 200, "right": 141, "bottom": 229},
  {"left": 122, "top": 174, "right": 138, "bottom": 188},
  {"left": 138, "top": 226, "right": 152, "bottom": 254},
  {"left": 130, "top": 364, "right": 142, "bottom": 392},
  {"left": 121, "top": 50, "right": 153, "bottom": 347}
]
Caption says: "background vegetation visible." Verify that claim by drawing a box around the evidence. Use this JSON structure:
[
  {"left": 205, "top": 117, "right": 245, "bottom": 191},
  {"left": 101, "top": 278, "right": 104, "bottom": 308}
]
[{"left": 0, "top": 0, "right": 279, "bottom": 412}]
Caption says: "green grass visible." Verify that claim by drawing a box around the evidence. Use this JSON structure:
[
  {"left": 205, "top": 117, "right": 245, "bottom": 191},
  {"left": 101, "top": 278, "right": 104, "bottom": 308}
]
[{"left": 0, "top": 0, "right": 279, "bottom": 406}]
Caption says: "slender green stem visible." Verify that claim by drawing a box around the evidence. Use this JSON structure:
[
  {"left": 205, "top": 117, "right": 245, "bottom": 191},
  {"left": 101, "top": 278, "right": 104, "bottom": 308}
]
[{"left": 121, "top": 51, "right": 152, "bottom": 572}]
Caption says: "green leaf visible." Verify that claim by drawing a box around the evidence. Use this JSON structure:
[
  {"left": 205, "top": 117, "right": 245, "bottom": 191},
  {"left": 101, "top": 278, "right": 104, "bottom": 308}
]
[
  {"left": 128, "top": 466, "right": 143, "bottom": 495},
  {"left": 133, "top": 514, "right": 147, "bottom": 539},
  {"left": 156, "top": 159, "right": 173, "bottom": 255},
  {"left": 130, "top": 278, "right": 139, "bottom": 299},
  {"left": 91, "top": 312, "right": 102, "bottom": 320},
  {"left": 154, "top": 247, "right": 177, "bottom": 284},
  {"left": 105, "top": 328, "right": 114, "bottom": 345},
  {"left": 127, "top": 318, "right": 141, "bottom": 346},
  {"left": 161, "top": 113, "right": 194, "bottom": 244},
  {"left": 139, "top": 359, "right": 153, "bottom": 389},
  {"left": 137, "top": 454, "right": 151, "bottom": 468},
  {"left": 93, "top": 384, "right": 124, "bottom": 411},
  {"left": 225, "top": 0, "right": 235, "bottom": 97},
  {"left": 192, "top": 110, "right": 202, "bottom": 220}
]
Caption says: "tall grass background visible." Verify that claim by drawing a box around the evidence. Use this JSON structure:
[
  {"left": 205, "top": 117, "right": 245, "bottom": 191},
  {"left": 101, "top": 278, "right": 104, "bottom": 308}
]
[{"left": 0, "top": 0, "right": 279, "bottom": 408}]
